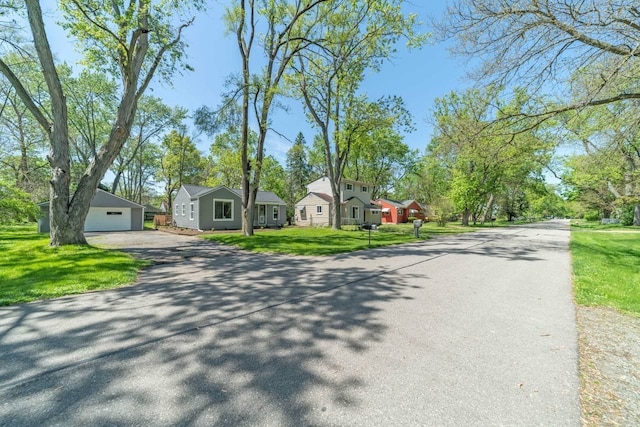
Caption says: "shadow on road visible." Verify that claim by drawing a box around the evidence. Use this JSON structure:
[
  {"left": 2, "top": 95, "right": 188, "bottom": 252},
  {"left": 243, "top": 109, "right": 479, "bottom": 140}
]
[
  {"left": 0, "top": 221, "right": 570, "bottom": 425},
  {"left": 0, "top": 243, "right": 422, "bottom": 425}
]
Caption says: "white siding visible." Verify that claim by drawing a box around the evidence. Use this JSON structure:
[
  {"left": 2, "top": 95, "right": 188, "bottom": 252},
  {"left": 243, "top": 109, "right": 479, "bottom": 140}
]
[
  {"left": 306, "top": 176, "right": 332, "bottom": 194},
  {"left": 85, "top": 207, "right": 132, "bottom": 232}
]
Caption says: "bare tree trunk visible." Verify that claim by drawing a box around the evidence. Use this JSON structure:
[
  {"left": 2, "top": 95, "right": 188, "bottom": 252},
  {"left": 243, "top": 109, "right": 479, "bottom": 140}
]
[
  {"left": 331, "top": 187, "right": 341, "bottom": 230},
  {"left": 481, "top": 193, "right": 494, "bottom": 224},
  {"left": 461, "top": 208, "right": 470, "bottom": 226},
  {"left": 634, "top": 204, "right": 640, "bottom": 226},
  {"left": 24, "top": 0, "right": 83, "bottom": 245}
]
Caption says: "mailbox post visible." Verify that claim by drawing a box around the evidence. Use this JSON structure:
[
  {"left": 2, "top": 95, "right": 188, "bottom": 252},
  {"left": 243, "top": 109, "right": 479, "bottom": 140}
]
[
  {"left": 362, "top": 223, "right": 374, "bottom": 247},
  {"left": 413, "top": 219, "right": 423, "bottom": 238}
]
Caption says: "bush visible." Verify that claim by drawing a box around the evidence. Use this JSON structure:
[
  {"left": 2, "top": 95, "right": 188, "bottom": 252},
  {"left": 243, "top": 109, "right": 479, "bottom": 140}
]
[
  {"left": 619, "top": 204, "right": 635, "bottom": 226},
  {"left": 407, "top": 216, "right": 417, "bottom": 222},
  {"left": 584, "top": 211, "right": 600, "bottom": 222}
]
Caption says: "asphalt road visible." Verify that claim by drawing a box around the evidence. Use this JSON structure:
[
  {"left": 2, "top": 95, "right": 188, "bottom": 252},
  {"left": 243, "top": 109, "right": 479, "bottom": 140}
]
[{"left": 0, "top": 220, "right": 580, "bottom": 426}]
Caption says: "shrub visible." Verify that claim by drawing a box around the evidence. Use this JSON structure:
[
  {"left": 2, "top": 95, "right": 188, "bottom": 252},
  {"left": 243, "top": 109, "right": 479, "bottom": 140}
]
[
  {"left": 619, "top": 204, "right": 635, "bottom": 226},
  {"left": 584, "top": 211, "right": 600, "bottom": 222}
]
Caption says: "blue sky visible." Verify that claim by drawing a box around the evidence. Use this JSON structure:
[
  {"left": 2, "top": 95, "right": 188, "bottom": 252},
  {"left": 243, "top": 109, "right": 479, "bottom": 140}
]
[{"left": 46, "top": 2, "right": 472, "bottom": 163}]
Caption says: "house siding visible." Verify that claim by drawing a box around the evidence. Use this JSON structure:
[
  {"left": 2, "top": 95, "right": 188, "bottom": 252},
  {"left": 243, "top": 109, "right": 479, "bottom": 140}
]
[
  {"left": 305, "top": 177, "right": 372, "bottom": 203},
  {"left": 296, "top": 193, "right": 332, "bottom": 227},
  {"left": 306, "top": 176, "right": 332, "bottom": 195},
  {"left": 342, "top": 198, "right": 365, "bottom": 224},
  {"left": 131, "top": 207, "right": 144, "bottom": 230},
  {"left": 175, "top": 185, "right": 285, "bottom": 230},
  {"left": 364, "top": 209, "right": 381, "bottom": 225},
  {"left": 198, "top": 187, "right": 243, "bottom": 230},
  {"left": 377, "top": 199, "right": 424, "bottom": 224},
  {"left": 341, "top": 182, "right": 370, "bottom": 203},
  {"left": 37, "top": 190, "right": 143, "bottom": 233},
  {"left": 253, "top": 204, "right": 286, "bottom": 227},
  {"left": 173, "top": 187, "right": 195, "bottom": 229}
]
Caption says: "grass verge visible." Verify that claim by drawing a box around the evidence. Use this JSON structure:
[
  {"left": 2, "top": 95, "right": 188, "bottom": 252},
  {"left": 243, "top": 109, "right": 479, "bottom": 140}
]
[
  {"left": 202, "top": 222, "right": 478, "bottom": 256},
  {"left": 0, "top": 225, "right": 147, "bottom": 306},
  {"left": 571, "top": 229, "right": 640, "bottom": 315}
]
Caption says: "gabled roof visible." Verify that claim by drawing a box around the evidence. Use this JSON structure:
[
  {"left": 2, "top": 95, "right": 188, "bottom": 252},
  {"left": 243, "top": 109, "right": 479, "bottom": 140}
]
[
  {"left": 181, "top": 184, "right": 285, "bottom": 205},
  {"left": 376, "top": 198, "right": 424, "bottom": 210},
  {"left": 39, "top": 189, "right": 143, "bottom": 209},
  {"left": 402, "top": 200, "right": 423, "bottom": 209},
  {"left": 343, "top": 196, "right": 379, "bottom": 209},
  {"left": 182, "top": 184, "right": 213, "bottom": 198},
  {"left": 144, "top": 204, "right": 164, "bottom": 213},
  {"left": 230, "top": 189, "right": 286, "bottom": 205},
  {"left": 308, "top": 192, "right": 333, "bottom": 203},
  {"left": 376, "top": 198, "right": 406, "bottom": 208}
]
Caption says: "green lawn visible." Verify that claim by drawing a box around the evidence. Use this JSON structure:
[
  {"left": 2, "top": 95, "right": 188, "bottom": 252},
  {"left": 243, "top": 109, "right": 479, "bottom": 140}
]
[
  {"left": 571, "top": 229, "right": 640, "bottom": 315},
  {"left": 570, "top": 219, "right": 629, "bottom": 230},
  {"left": 0, "top": 225, "right": 147, "bottom": 306},
  {"left": 202, "top": 222, "right": 478, "bottom": 256}
]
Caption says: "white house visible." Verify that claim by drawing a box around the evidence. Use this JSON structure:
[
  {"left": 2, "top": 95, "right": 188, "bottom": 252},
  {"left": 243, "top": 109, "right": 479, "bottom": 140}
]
[{"left": 295, "top": 175, "right": 381, "bottom": 226}]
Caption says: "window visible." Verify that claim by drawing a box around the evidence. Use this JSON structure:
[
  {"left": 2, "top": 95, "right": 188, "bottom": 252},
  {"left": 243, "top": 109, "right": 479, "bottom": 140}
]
[
  {"left": 190, "top": 203, "right": 195, "bottom": 220},
  {"left": 398, "top": 208, "right": 404, "bottom": 215},
  {"left": 214, "top": 199, "right": 233, "bottom": 220},
  {"left": 351, "top": 206, "right": 359, "bottom": 219},
  {"left": 346, "top": 183, "right": 353, "bottom": 191},
  {"left": 361, "top": 186, "right": 368, "bottom": 192},
  {"left": 181, "top": 203, "right": 186, "bottom": 216},
  {"left": 316, "top": 205, "right": 323, "bottom": 215},
  {"left": 106, "top": 211, "right": 122, "bottom": 215},
  {"left": 273, "top": 206, "right": 279, "bottom": 221},
  {"left": 175, "top": 204, "right": 179, "bottom": 216}
]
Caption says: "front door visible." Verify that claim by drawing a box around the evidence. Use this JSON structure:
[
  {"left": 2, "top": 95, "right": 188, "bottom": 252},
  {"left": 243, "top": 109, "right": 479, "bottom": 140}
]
[{"left": 258, "top": 205, "right": 266, "bottom": 225}]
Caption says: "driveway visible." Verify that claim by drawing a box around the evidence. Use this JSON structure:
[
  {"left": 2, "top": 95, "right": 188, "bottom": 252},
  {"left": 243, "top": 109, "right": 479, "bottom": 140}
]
[{"left": 0, "top": 221, "right": 579, "bottom": 426}]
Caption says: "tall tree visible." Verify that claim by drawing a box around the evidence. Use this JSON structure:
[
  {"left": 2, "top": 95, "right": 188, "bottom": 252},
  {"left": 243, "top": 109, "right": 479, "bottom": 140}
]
[
  {"left": 429, "top": 87, "right": 554, "bottom": 225},
  {"left": 157, "top": 129, "right": 205, "bottom": 210},
  {"left": 345, "top": 124, "right": 416, "bottom": 199},
  {"left": 440, "top": 1, "right": 640, "bottom": 111},
  {"left": 63, "top": 68, "right": 118, "bottom": 183},
  {"left": 226, "top": 0, "right": 328, "bottom": 236},
  {"left": 260, "top": 155, "right": 287, "bottom": 200},
  {"left": 0, "top": 53, "right": 49, "bottom": 201},
  {"left": 0, "top": 1, "right": 201, "bottom": 245},
  {"left": 111, "top": 96, "right": 187, "bottom": 201},
  {"left": 561, "top": 98, "right": 640, "bottom": 223},
  {"left": 291, "top": 1, "right": 424, "bottom": 228},
  {"left": 284, "top": 132, "right": 311, "bottom": 218},
  {"left": 440, "top": 0, "right": 640, "bottom": 222}
]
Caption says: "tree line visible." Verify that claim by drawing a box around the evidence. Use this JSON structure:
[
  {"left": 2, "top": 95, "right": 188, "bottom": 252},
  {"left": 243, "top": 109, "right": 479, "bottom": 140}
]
[{"left": 1, "top": 0, "right": 638, "bottom": 245}]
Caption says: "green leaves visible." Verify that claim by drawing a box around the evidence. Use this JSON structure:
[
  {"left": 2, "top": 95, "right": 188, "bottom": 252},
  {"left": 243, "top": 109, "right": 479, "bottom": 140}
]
[
  {"left": 428, "top": 87, "right": 556, "bottom": 222},
  {"left": 59, "top": 0, "right": 201, "bottom": 87},
  {"left": 0, "top": 180, "right": 40, "bottom": 223}
]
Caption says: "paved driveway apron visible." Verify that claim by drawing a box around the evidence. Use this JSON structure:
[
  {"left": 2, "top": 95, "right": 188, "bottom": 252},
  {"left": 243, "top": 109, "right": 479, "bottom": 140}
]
[{"left": 0, "top": 221, "right": 579, "bottom": 426}]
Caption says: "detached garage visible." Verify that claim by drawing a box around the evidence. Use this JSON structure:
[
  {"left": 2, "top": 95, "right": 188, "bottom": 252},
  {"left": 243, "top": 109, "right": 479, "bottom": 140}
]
[{"left": 38, "top": 189, "right": 144, "bottom": 233}]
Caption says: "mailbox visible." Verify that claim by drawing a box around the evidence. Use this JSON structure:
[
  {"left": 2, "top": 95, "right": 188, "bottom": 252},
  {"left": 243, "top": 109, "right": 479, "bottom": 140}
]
[{"left": 413, "top": 219, "right": 423, "bottom": 237}]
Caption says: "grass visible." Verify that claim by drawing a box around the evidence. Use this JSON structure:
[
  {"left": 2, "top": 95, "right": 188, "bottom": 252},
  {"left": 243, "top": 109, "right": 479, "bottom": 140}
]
[
  {"left": 570, "top": 220, "right": 629, "bottom": 231},
  {"left": 571, "top": 229, "right": 640, "bottom": 315},
  {"left": 202, "top": 222, "right": 478, "bottom": 256},
  {"left": 0, "top": 224, "right": 147, "bottom": 306}
]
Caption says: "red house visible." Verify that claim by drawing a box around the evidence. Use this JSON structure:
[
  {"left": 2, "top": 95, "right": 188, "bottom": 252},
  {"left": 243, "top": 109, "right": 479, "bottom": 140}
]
[{"left": 376, "top": 199, "right": 426, "bottom": 224}]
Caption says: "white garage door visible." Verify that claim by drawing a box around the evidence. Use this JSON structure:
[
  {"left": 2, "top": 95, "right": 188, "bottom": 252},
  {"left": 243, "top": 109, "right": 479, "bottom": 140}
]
[{"left": 85, "top": 207, "right": 132, "bottom": 232}]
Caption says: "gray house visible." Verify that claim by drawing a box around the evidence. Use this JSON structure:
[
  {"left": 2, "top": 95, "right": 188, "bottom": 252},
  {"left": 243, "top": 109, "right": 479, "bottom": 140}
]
[
  {"left": 173, "top": 184, "right": 286, "bottom": 230},
  {"left": 38, "top": 189, "right": 144, "bottom": 233}
]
